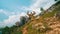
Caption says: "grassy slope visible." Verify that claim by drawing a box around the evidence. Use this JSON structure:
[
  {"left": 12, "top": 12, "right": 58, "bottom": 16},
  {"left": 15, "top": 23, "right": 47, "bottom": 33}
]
[{"left": 11, "top": 1, "right": 60, "bottom": 34}]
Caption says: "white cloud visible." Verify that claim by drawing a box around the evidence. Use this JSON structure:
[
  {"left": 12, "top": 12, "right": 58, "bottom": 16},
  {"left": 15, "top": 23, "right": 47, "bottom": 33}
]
[
  {"left": 0, "top": 9, "right": 27, "bottom": 27},
  {"left": 0, "top": 9, "right": 16, "bottom": 16},
  {"left": 21, "top": 0, "right": 56, "bottom": 15},
  {"left": 43, "top": 0, "right": 56, "bottom": 10}
]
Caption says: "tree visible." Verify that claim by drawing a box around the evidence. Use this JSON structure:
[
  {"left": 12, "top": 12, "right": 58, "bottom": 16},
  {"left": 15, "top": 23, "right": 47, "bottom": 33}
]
[
  {"left": 2, "top": 26, "right": 10, "bottom": 34},
  {"left": 55, "top": 0, "right": 60, "bottom": 1},
  {"left": 15, "top": 16, "right": 28, "bottom": 26},
  {"left": 40, "top": 7, "right": 45, "bottom": 15},
  {"left": 15, "top": 21, "right": 20, "bottom": 26},
  {"left": 55, "top": 0, "right": 57, "bottom": 1},
  {"left": 40, "top": 7, "right": 44, "bottom": 11},
  {"left": 20, "top": 16, "right": 27, "bottom": 25}
]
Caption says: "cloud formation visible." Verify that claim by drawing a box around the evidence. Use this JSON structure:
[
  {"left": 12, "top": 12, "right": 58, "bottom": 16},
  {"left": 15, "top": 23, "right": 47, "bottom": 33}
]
[
  {"left": 21, "top": 0, "right": 56, "bottom": 15},
  {"left": 0, "top": 9, "right": 27, "bottom": 28}
]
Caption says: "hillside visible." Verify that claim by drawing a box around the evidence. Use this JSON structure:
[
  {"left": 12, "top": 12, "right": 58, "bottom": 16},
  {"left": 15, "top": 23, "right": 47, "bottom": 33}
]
[
  {"left": 0, "top": 1, "right": 60, "bottom": 34},
  {"left": 19, "top": 1, "right": 60, "bottom": 34}
]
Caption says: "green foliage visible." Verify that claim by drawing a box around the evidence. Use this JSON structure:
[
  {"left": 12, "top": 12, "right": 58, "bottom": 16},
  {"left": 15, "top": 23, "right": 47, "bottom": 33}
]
[
  {"left": 55, "top": 0, "right": 60, "bottom": 1},
  {"left": 20, "top": 16, "right": 26, "bottom": 24},
  {"left": 55, "top": 0, "right": 57, "bottom": 1},
  {"left": 1, "top": 26, "right": 10, "bottom": 34},
  {"left": 40, "top": 7, "right": 44, "bottom": 11},
  {"left": 42, "top": 11, "right": 56, "bottom": 18}
]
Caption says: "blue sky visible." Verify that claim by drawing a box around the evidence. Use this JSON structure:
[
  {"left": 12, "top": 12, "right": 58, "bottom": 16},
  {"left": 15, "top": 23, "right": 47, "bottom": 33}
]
[
  {"left": 0, "top": 0, "right": 32, "bottom": 21},
  {"left": 0, "top": 0, "right": 32, "bottom": 12},
  {"left": 0, "top": 0, "right": 56, "bottom": 28}
]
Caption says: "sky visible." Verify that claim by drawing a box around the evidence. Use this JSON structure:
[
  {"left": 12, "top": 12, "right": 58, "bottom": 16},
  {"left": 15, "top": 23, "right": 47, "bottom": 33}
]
[{"left": 0, "top": 0, "right": 56, "bottom": 28}]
